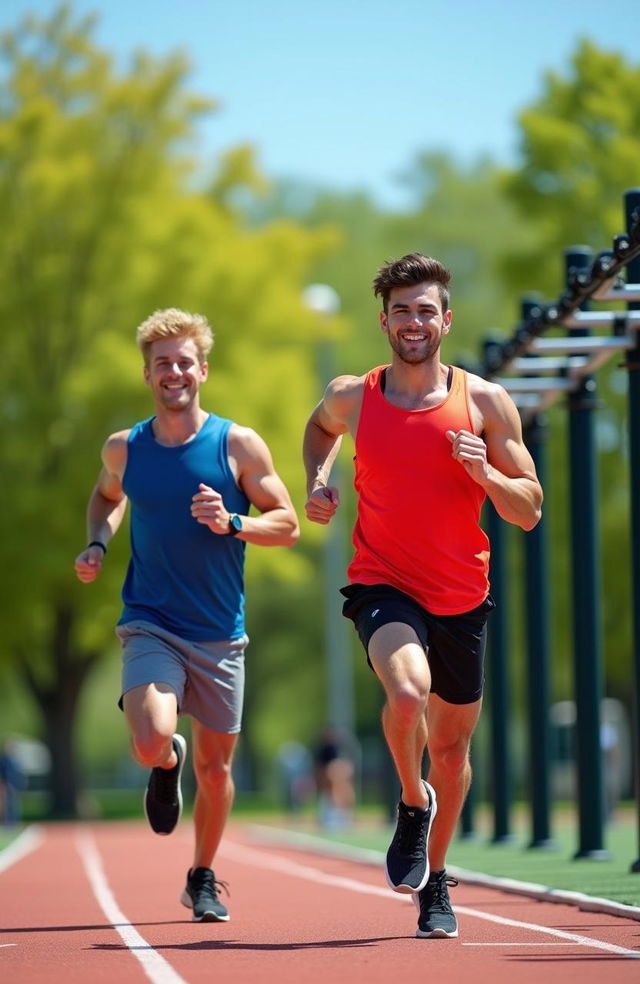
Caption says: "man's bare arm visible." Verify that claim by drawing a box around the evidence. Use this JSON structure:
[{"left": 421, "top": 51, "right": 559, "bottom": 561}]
[
  {"left": 452, "top": 379, "right": 543, "bottom": 531},
  {"left": 302, "top": 375, "right": 361, "bottom": 525},
  {"left": 190, "top": 426, "right": 299, "bottom": 546},
  {"left": 75, "top": 432, "right": 130, "bottom": 582}
]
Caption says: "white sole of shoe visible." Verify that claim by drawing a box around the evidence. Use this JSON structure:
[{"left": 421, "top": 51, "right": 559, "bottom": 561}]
[
  {"left": 412, "top": 878, "right": 458, "bottom": 937},
  {"left": 384, "top": 781, "right": 438, "bottom": 894},
  {"left": 180, "top": 887, "right": 230, "bottom": 922}
]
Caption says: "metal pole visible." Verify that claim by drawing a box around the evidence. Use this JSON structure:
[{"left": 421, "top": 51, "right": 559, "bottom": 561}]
[
  {"left": 520, "top": 295, "right": 555, "bottom": 849},
  {"left": 623, "top": 188, "right": 640, "bottom": 873},
  {"left": 317, "top": 337, "right": 355, "bottom": 740},
  {"left": 565, "top": 247, "right": 609, "bottom": 859},
  {"left": 303, "top": 285, "right": 356, "bottom": 743},
  {"left": 459, "top": 747, "right": 477, "bottom": 839},
  {"left": 523, "top": 412, "right": 556, "bottom": 849},
  {"left": 486, "top": 502, "right": 513, "bottom": 842}
]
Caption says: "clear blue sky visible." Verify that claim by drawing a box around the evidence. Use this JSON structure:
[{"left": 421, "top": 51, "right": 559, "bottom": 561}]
[{"left": 4, "top": 0, "right": 640, "bottom": 208}]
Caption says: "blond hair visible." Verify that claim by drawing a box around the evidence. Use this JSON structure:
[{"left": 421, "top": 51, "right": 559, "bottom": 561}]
[{"left": 136, "top": 308, "right": 214, "bottom": 366}]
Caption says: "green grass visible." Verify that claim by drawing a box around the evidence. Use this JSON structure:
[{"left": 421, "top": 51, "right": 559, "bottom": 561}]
[{"left": 278, "top": 802, "right": 640, "bottom": 909}]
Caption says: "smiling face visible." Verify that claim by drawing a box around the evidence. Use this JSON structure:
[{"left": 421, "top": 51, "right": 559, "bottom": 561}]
[
  {"left": 143, "top": 335, "right": 208, "bottom": 412},
  {"left": 380, "top": 281, "right": 451, "bottom": 364}
]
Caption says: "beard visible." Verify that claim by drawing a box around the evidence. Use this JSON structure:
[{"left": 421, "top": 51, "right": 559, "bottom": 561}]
[{"left": 389, "top": 333, "right": 440, "bottom": 364}]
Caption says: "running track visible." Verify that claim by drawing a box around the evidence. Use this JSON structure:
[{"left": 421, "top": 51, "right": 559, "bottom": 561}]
[{"left": 1, "top": 820, "right": 639, "bottom": 983}]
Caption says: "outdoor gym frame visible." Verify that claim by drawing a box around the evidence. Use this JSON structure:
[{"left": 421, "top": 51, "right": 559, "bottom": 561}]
[{"left": 471, "top": 187, "right": 640, "bottom": 872}]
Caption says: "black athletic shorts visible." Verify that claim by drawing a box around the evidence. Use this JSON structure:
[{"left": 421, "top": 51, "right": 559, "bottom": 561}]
[{"left": 340, "top": 583, "right": 495, "bottom": 705}]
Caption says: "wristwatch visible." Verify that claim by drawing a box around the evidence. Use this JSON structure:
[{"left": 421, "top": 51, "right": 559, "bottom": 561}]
[{"left": 226, "top": 513, "right": 243, "bottom": 536}]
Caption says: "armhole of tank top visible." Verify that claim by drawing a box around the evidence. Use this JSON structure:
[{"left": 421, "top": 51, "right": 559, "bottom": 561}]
[
  {"left": 353, "top": 368, "right": 378, "bottom": 450},
  {"left": 120, "top": 427, "right": 136, "bottom": 490},
  {"left": 459, "top": 368, "right": 478, "bottom": 436},
  {"left": 222, "top": 419, "right": 240, "bottom": 489}
]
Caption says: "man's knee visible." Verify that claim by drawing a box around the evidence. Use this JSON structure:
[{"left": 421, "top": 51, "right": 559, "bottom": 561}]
[
  {"left": 387, "top": 683, "right": 428, "bottom": 724},
  {"left": 428, "top": 734, "right": 472, "bottom": 776},
  {"left": 195, "top": 757, "right": 233, "bottom": 796},
  {"left": 131, "top": 728, "right": 175, "bottom": 768}
]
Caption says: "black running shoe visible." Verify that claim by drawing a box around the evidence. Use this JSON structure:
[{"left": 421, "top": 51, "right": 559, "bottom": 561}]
[
  {"left": 180, "top": 867, "right": 230, "bottom": 922},
  {"left": 143, "top": 733, "right": 186, "bottom": 835},
  {"left": 385, "top": 781, "right": 437, "bottom": 893},
  {"left": 413, "top": 869, "right": 459, "bottom": 938}
]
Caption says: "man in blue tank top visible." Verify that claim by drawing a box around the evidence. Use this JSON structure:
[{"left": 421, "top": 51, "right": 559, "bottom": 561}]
[{"left": 75, "top": 308, "right": 299, "bottom": 922}]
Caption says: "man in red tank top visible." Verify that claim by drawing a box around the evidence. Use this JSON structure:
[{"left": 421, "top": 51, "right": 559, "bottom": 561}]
[{"left": 303, "top": 253, "right": 542, "bottom": 939}]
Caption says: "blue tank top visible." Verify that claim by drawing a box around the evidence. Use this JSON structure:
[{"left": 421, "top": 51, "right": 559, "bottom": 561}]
[{"left": 118, "top": 413, "right": 250, "bottom": 641}]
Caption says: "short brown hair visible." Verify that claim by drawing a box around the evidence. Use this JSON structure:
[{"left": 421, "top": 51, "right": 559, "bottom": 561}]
[
  {"left": 373, "top": 253, "right": 451, "bottom": 313},
  {"left": 136, "top": 308, "right": 214, "bottom": 366}
]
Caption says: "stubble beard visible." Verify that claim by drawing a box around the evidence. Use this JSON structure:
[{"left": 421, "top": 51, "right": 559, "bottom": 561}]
[{"left": 390, "top": 335, "right": 440, "bottom": 364}]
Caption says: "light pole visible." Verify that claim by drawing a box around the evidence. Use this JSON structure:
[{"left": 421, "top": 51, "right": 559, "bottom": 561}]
[{"left": 302, "top": 284, "right": 355, "bottom": 741}]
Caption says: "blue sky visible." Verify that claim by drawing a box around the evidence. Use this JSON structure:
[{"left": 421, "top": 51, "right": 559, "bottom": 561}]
[{"left": 4, "top": 0, "right": 640, "bottom": 208}]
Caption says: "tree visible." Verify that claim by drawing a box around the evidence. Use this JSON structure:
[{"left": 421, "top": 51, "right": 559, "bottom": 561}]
[
  {"left": 0, "top": 6, "right": 332, "bottom": 815},
  {"left": 502, "top": 39, "right": 640, "bottom": 700},
  {"left": 505, "top": 39, "right": 640, "bottom": 295}
]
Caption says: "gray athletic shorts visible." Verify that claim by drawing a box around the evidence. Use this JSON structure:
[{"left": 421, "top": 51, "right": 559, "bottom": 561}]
[{"left": 116, "top": 619, "right": 248, "bottom": 734}]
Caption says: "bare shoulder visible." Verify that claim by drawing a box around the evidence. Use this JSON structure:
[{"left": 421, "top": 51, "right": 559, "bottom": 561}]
[
  {"left": 228, "top": 423, "right": 273, "bottom": 465},
  {"left": 325, "top": 373, "right": 365, "bottom": 417},
  {"left": 465, "top": 371, "right": 520, "bottom": 427},
  {"left": 102, "top": 429, "right": 131, "bottom": 474}
]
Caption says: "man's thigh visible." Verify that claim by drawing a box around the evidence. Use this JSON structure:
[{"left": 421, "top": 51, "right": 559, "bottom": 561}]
[
  {"left": 368, "top": 621, "right": 431, "bottom": 696},
  {"left": 117, "top": 620, "right": 187, "bottom": 716},
  {"left": 122, "top": 682, "right": 179, "bottom": 738},
  {"left": 341, "top": 584, "right": 430, "bottom": 692}
]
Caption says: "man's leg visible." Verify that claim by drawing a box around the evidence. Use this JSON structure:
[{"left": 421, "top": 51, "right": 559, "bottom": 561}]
[
  {"left": 123, "top": 682, "right": 179, "bottom": 768},
  {"left": 425, "top": 693, "right": 482, "bottom": 872},
  {"left": 179, "top": 721, "right": 237, "bottom": 922},
  {"left": 369, "top": 621, "right": 431, "bottom": 810},
  {"left": 412, "top": 693, "right": 482, "bottom": 939},
  {"left": 369, "top": 622, "right": 436, "bottom": 892},
  {"left": 191, "top": 720, "right": 238, "bottom": 869},
  {"left": 123, "top": 683, "right": 185, "bottom": 834}
]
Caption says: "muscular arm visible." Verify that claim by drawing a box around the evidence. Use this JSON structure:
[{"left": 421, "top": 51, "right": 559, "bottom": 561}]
[
  {"left": 75, "top": 432, "right": 129, "bottom": 582},
  {"left": 190, "top": 426, "right": 299, "bottom": 546},
  {"left": 450, "top": 379, "right": 543, "bottom": 531},
  {"left": 302, "top": 375, "right": 361, "bottom": 525}
]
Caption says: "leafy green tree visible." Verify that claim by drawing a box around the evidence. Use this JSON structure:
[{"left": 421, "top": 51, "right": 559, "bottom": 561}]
[
  {"left": 502, "top": 39, "right": 640, "bottom": 702},
  {"left": 0, "top": 6, "right": 332, "bottom": 815},
  {"left": 505, "top": 39, "right": 640, "bottom": 296}
]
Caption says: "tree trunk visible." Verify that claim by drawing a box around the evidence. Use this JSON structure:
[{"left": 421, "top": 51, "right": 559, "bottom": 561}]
[
  {"left": 21, "top": 602, "right": 99, "bottom": 819},
  {"left": 41, "top": 690, "right": 81, "bottom": 818}
]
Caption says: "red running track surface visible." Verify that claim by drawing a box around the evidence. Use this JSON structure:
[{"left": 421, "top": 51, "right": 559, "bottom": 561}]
[{"left": 1, "top": 820, "right": 639, "bottom": 983}]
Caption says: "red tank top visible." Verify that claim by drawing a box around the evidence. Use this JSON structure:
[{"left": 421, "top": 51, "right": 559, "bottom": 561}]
[{"left": 347, "top": 365, "right": 490, "bottom": 615}]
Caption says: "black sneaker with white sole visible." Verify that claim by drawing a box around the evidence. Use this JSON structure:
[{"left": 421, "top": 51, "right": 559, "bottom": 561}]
[
  {"left": 143, "top": 733, "right": 186, "bottom": 835},
  {"left": 181, "top": 867, "right": 230, "bottom": 922},
  {"left": 385, "top": 781, "right": 437, "bottom": 893},
  {"left": 413, "top": 869, "right": 459, "bottom": 938}
]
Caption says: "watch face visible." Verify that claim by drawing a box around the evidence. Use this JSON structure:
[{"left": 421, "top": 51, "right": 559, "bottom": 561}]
[{"left": 229, "top": 514, "right": 243, "bottom": 534}]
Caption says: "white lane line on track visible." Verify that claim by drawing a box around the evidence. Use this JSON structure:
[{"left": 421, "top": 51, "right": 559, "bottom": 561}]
[
  {"left": 220, "top": 839, "right": 640, "bottom": 959},
  {"left": 76, "top": 830, "right": 187, "bottom": 984},
  {"left": 0, "top": 825, "right": 44, "bottom": 873}
]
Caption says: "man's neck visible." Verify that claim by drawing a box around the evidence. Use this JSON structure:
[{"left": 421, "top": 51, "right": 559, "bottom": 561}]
[
  {"left": 151, "top": 406, "right": 208, "bottom": 447},
  {"left": 384, "top": 359, "right": 448, "bottom": 409}
]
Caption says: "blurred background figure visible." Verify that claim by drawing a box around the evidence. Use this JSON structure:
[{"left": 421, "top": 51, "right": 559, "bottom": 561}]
[
  {"left": 0, "top": 736, "right": 27, "bottom": 826},
  {"left": 314, "top": 726, "right": 355, "bottom": 830},
  {"left": 275, "top": 741, "right": 314, "bottom": 815}
]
